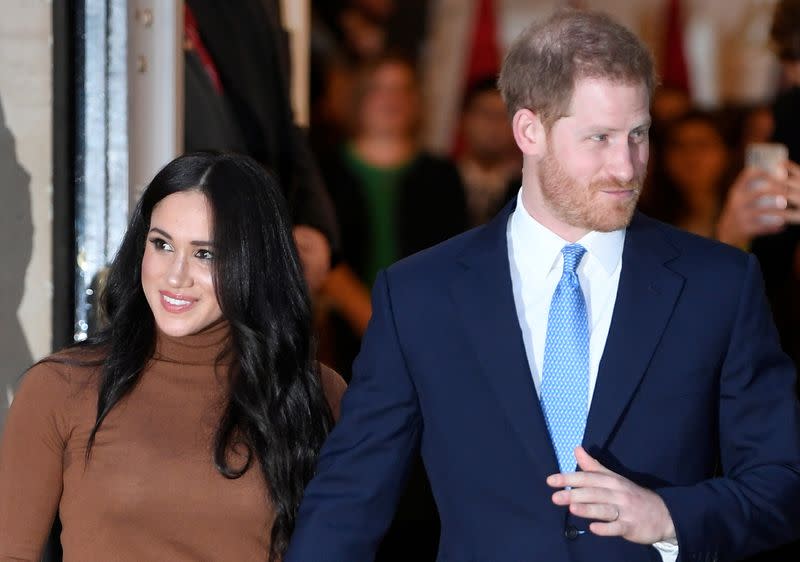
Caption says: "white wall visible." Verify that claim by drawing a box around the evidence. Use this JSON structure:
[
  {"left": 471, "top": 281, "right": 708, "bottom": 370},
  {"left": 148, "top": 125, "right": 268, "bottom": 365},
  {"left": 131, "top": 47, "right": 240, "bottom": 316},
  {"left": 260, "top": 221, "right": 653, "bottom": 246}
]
[{"left": 0, "top": 0, "right": 53, "bottom": 424}]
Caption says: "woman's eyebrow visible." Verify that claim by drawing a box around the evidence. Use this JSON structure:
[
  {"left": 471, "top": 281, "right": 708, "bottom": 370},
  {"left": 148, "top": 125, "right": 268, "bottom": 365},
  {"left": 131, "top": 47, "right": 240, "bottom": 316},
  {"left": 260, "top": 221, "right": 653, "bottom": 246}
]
[
  {"left": 148, "top": 227, "right": 172, "bottom": 239},
  {"left": 149, "top": 227, "right": 213, "bottom": 246}
]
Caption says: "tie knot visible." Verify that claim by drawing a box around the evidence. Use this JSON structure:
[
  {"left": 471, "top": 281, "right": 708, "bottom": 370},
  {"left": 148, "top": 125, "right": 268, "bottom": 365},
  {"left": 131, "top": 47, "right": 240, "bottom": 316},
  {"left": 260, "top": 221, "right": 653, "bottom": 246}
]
[{"left": 561, "top": 244, "right": 586, "bottom": 274}]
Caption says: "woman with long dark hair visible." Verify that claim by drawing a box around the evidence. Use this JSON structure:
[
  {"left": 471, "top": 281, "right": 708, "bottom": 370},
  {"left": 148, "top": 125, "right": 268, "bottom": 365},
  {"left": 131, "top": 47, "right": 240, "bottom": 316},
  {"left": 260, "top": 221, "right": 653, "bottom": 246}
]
[
  {"left": 643, "top": 110, "right": 737, "bottom": 237},
  {"left": 0, "top": 152, "right": 345, "bottom": 560},
  {"left": 642, "top": 109, "right": 795, "bottom": 249}
]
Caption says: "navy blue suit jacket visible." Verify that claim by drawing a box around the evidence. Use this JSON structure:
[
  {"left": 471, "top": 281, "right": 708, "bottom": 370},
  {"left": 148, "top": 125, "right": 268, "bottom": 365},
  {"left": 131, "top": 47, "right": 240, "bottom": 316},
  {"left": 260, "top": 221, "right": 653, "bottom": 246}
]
[{"left": 287, "top": 204, "right": 800, "bottom": 562}]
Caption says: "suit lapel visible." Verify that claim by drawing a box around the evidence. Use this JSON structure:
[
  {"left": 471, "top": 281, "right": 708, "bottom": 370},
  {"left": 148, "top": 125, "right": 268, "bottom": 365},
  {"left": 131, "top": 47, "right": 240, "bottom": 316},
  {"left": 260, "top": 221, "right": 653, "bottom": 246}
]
[
  {"left": 582, "top": 214, "right": 685, "bottom": 452},
  {"left": 450, "top": 203, "right": 560, "bottom": 476}
]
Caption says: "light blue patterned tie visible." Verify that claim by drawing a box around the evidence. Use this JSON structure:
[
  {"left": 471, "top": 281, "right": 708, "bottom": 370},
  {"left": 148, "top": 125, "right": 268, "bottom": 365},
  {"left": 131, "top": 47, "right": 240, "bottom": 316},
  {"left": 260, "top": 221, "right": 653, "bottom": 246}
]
[{"left": 540, "top": 243, "right": 589, "bottom": 473}]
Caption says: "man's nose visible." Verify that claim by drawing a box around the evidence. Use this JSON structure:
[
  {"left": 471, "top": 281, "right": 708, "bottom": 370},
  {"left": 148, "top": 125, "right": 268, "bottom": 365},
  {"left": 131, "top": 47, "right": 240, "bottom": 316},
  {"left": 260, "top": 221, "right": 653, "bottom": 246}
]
[{"left": 607, "top": 142, "right": 635, "bottom": 184}]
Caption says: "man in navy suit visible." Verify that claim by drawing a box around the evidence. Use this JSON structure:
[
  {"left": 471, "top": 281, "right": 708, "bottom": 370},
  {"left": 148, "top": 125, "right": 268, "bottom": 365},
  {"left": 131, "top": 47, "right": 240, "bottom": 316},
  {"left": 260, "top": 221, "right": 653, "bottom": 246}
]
[{"left": 287, "top": 9, "right": 800, "bottom": 562}]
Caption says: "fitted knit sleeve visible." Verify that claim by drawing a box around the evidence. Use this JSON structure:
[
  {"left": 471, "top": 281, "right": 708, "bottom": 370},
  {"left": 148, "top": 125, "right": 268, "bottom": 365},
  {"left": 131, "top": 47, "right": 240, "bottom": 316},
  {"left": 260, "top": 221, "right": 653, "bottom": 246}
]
[{"left": 0, "top": 361, "right": 74, "bottom": 561}]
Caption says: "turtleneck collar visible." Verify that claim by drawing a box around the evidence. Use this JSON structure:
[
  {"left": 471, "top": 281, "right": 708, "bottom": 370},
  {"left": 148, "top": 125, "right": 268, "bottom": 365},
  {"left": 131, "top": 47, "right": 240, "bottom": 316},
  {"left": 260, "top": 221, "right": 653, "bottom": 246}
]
[{"left": 153, "top": 318, "right": 233, "bottom": 366}]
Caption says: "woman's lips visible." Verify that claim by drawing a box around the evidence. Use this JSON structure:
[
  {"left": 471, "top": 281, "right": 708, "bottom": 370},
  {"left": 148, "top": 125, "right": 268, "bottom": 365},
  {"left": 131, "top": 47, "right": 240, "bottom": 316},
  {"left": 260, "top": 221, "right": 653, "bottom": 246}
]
[{"left": 159, "top": 291, "right": 197, "bottom": 313}]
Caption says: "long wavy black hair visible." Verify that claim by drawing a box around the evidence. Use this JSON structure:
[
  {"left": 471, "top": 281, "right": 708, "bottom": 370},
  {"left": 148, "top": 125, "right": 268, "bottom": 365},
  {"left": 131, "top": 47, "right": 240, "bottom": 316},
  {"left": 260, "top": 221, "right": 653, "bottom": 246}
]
[{"left": 73, "top": 152, "right": 332, "bottom": 560}]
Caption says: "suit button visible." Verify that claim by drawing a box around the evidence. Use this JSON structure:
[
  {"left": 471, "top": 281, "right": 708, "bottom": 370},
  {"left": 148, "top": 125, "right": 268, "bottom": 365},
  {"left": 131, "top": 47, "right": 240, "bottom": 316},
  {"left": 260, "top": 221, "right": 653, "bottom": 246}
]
[{"left": 564, "top": 525, "right": 579, "bottom": 540}]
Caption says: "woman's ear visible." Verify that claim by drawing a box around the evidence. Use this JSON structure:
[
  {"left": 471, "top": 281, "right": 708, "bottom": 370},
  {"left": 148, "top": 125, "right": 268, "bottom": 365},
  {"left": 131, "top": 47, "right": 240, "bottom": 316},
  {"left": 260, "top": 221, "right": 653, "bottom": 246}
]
[{"left": 512, "top": 108, "right": 546, "bottom": 158}]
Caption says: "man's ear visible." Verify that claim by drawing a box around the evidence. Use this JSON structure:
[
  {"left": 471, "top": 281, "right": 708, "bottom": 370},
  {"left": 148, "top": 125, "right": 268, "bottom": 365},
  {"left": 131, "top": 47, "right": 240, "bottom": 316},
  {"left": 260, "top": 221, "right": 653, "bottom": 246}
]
[{"left": 512, "top": 108, "right": 546, "bottom": 158}]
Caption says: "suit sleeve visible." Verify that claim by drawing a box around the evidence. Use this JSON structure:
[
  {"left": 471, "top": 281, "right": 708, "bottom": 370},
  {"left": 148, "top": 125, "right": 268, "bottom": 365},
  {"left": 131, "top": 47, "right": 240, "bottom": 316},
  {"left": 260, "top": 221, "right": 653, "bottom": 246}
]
[
  {"left": 656, "top": 254, "right": 800, "bottom": 561},
  {"left": 286, "top": 270, "right": 422, "bottom": 561},
  {"left": 0, "top": 364, "right": 68, "bottom": 561}
]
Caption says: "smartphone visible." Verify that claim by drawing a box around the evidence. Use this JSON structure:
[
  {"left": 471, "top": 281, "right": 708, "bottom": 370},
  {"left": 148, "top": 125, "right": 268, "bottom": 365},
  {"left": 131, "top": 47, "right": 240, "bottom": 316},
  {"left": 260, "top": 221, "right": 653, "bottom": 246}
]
[
  {"left": 745, "top": 142, "right": 788, "bottom": 222},
  {"left": 746, "top": 142, "right": 788, "bottom": 178}
]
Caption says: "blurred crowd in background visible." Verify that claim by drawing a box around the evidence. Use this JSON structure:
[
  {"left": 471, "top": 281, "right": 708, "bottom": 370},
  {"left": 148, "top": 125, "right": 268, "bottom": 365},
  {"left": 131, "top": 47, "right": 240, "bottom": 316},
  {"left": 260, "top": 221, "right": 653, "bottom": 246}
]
[
  {"left": 179, "top": 1, "right": 800, "bottom": 560},
  {"left": 304, "top": 0, "right": 800, "bottom": 385}
]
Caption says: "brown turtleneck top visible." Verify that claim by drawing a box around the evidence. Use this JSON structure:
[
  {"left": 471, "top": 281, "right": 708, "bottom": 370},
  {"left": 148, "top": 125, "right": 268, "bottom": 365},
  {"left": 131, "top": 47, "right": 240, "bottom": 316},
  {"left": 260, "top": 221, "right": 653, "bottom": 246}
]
[{"left": 0, "top": 321, "right": 346, "bottom": 561}]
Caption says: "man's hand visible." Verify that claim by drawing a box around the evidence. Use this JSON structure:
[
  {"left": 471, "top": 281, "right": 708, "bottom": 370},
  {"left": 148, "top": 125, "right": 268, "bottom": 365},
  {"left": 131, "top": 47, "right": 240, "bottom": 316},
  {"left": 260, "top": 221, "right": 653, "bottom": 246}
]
[{"left": 547, "top": 447, "right": 676, "bottom": 545}]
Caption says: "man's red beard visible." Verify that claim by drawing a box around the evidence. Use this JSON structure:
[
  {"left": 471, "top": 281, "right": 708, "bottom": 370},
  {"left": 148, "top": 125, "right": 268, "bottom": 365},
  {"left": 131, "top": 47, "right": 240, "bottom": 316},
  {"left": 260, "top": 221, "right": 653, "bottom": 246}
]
[{"left": 538, "top": 150, "right": 642, "bottom": 233}]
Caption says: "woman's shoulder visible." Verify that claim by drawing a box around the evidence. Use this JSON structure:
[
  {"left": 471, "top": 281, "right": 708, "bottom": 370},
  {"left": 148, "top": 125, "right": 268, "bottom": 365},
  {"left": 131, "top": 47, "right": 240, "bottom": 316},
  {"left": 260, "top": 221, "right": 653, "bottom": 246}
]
[
  {"left": 7, "top": 349, "right": 102, "bottom": 445},
  {"left": 317, "top": 363, "right": 347, "bottom": 421},
  {"left": 19, "top": 347, "right": 103, "bottom": 400}
]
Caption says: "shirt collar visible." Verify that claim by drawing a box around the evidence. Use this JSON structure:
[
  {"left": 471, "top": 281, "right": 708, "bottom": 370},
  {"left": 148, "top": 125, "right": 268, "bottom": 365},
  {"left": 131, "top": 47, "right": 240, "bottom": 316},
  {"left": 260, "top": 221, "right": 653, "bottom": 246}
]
[{"left": 510, "top": 188, "right": 625, "bottom": 280}]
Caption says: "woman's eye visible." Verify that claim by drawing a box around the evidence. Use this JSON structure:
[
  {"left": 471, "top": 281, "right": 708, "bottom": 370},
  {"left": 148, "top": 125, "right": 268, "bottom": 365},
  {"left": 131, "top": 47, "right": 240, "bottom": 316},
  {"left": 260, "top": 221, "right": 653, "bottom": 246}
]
[
  {"left": 195, "top": 249, "right": 215, "bottom": 260},
  {"left": 150, "top": 237, "right": 173, "bottom": 252}
]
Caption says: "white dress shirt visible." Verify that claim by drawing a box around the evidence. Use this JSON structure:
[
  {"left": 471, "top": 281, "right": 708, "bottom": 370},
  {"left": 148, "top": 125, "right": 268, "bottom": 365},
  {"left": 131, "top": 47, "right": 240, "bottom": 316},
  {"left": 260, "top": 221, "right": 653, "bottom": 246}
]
[{"left": 506, "top": 190, "right": 678, "bottom": 561}]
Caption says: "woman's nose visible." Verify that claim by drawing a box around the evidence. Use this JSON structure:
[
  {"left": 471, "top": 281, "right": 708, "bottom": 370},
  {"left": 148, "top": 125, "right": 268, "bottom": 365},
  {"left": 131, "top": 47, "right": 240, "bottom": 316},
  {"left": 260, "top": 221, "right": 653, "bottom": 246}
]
[{"left": 166, "top": 254, "right": 192, "bottom": 288}]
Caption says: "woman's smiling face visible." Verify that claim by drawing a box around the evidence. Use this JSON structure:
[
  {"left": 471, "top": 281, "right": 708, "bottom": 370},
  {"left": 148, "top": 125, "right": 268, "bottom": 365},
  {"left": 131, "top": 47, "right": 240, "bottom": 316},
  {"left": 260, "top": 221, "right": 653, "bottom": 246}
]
[{"left": 141, "top": 190, "right": 223, "bottom": 337}]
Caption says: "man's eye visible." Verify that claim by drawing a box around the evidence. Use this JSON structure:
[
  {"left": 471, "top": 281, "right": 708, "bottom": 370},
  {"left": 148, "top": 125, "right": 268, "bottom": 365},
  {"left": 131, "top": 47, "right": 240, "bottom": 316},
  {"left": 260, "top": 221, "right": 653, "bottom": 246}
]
[{"left": 590, "top": 134, "right": 608, "bottom": 142}]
